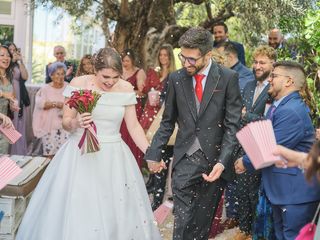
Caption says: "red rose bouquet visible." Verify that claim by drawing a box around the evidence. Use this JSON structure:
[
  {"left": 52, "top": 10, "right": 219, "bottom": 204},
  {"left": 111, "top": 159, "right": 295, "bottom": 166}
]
[{"left": 66, "top": 90, "right": 101, "bottom": 154}]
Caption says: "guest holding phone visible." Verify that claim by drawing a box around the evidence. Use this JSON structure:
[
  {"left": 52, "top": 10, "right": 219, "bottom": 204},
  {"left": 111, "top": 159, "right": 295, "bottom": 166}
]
[{"left": 6, "top": 42, "right": 30, "bottom": 155}]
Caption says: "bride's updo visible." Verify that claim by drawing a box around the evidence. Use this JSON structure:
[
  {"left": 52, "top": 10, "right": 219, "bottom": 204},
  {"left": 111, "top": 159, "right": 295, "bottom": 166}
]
[{"left": 94, "top": 47, "right": 123, "bottom": 74}]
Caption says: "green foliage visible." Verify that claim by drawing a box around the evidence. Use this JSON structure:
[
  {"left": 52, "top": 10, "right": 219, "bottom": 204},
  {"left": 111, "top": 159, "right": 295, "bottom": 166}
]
[
  {"left": 276, "top": 4, "right": 320, "bottom": 125},
  {"left": 31, "top": 60, "right": 45, "bottom": 84},
  {"left": 0, "top": 25, "right": 14, "bottom": 45}
]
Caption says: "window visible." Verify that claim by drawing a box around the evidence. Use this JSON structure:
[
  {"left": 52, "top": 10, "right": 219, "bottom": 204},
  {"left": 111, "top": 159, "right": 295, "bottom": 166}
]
[
  {"left": 0, "top": 0, "right": 13, "bottom": 15},
  {"left": 0, "top": 25, "right": 14, "bottom": 44}
]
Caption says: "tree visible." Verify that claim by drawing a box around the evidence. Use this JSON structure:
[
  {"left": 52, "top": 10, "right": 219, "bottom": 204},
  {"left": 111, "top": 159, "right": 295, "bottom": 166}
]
[{"left": 31, "top": 0, "right": 312, "bottom": 68}]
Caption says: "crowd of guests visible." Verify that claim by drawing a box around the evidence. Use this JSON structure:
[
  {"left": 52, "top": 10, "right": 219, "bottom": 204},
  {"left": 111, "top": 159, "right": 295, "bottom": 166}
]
[{"left": 0, "top": 21, "right": 319, "bottom": 240}]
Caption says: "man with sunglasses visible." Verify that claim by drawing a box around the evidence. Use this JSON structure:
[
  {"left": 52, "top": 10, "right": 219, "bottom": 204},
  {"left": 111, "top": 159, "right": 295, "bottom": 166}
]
[
  {"left": 145, "top": 27, "right": 242, "bottom": 240},
  {"left": 45, "top": 45, "right": 77, "bottom": 83}
]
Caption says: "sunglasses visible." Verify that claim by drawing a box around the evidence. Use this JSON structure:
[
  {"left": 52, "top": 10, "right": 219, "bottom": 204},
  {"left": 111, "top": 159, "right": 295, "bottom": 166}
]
[{"left": 178, "top": 52, "right": 204, "bottom": 66}]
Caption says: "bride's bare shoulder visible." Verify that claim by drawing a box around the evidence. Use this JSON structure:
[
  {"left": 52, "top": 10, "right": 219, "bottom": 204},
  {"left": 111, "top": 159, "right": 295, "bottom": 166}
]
[
  {"left": 69, "top": 75, "right": 94, "bottom": 88},
  {"left": 116, "top": 79, "right": 134, "bottom": 93}
]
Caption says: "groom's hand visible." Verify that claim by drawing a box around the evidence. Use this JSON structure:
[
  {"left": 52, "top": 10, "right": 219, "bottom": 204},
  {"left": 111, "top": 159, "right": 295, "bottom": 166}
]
[
  {"left": 147, "top": 160, "right": 167, "bottom": 173},
  {"left": 202, "top": 163, "right": 224, "bottom": 182}
]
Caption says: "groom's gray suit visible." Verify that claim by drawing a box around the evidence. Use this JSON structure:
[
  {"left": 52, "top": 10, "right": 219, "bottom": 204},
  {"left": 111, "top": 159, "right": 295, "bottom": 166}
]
[{"left": 145, "top": 61, "right": 242, "bottom": 240}]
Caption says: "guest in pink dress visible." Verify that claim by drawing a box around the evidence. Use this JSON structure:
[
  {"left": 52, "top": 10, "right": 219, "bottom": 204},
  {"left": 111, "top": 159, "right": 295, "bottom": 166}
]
[
  {"left": 120, "top": 49, "right": 146, "bottom": 169},
  {"left": 33, "top": 62, "right": 69, "bottom": 157}
]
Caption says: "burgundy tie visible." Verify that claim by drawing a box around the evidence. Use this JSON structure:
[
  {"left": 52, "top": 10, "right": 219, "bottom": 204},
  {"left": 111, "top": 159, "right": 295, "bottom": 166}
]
[{"left": 194, "top": 74, "right": 205, "bottom": 102}]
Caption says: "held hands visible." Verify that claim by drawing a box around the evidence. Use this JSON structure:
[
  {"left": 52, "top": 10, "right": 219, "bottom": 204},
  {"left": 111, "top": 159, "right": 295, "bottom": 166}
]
[
  {"left": 78, "top": 112, "right": 93, "bottom": 129},
  {"left": 234, "top": 157, "right": 246, "bottom": 174},
  {"left": 9, "top": 99, "right": 20, "bottom": 112},
  {"left": 273, "top": 145, "right": 307, "bottom": 169},
  {"left": 147, "top": 160, "right": 167, "bottom": 173},
  {"left": 241, "top": 107, "right": 247, "bottom": 118},
  {"left": 202, "top": 163, "right": 224, "bottom": 182},
  {"left": 0, "top": 113, "right": 13, "bottom": 128}
]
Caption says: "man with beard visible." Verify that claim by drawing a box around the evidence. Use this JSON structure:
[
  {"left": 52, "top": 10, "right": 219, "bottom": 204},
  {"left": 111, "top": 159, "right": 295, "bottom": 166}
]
[
  {"left": 233, "top": 45, "right": 276, "bottom": 240},
  {"left": 236, "top": 61, "right": 320, "bottom": 240},
  {"left": 268, "top": 29, "right": 284, "bottom": 49},
  {"left": 213, "top": 22, "right": 246, "bottom": 66},
  {"left": 145, "top": 27, "right": 242, "bottom": 240},
  {"left": 268, "top": 28, "right": 297, "bottom": 59}
]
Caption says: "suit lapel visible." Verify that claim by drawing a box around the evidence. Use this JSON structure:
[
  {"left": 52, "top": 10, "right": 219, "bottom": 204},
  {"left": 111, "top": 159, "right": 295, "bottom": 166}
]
[
  {"left": 198, "top": 64, "right": 220, "bottom": 117},
  {"left": 246, "top": 81, "right": 256, "bottom": 108},
  {"left": 181, "top": 73, "right": 197, "bottom": 122},
  {"left": 252, "top": 84, "right": 269, "bottom": 108}
]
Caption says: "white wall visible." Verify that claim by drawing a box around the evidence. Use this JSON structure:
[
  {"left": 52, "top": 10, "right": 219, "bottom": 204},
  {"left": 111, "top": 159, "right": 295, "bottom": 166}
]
[{"left": 0, "top": 0, "right": 33, "bottom": 82}]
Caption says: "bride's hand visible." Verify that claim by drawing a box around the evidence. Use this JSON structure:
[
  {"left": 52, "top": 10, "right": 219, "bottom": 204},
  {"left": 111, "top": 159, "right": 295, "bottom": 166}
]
[{"left": 79, "top": 112, "right": 93, "bottom": 128}]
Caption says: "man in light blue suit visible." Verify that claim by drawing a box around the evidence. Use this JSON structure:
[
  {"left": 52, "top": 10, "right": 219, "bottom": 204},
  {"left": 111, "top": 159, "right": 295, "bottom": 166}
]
[{"left": 235, "top": 61, "right": 320, "bottom": 240}]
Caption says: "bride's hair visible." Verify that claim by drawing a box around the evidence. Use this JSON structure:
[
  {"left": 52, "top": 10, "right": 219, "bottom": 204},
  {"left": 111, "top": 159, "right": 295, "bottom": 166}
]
[{"left": 94, "top": 47, "right": 123, "bottom": 74}]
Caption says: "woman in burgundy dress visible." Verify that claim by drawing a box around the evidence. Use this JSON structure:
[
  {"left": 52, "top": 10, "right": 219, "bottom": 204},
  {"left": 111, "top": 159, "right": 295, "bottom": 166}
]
[
  {"left": 140, "top": 44, "right": 176, "bottom": 131},
  {"left": 141, "top": 44, "right": 177, "bottom": 210},
  {"left": 120, "top": 49, "right": 146, "bottom": 169}
]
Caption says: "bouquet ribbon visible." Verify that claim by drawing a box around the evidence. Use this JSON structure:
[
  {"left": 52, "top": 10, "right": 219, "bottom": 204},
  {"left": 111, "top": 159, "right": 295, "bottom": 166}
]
[{"left": 78, "top": 122, "right": 100, "bottom": 155}]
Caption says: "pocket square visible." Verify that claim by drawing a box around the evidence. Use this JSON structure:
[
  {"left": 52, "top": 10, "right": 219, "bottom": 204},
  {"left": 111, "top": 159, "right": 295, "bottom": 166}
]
[{"left": 213, "top": 89, "right": 222, "bottom": 93}]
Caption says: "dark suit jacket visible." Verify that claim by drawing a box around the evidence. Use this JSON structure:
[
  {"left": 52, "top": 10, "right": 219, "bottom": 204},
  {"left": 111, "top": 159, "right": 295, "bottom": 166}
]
[
  {"left": 243, "top": 91, "right": 320, "bottom": 205},
  {"left": 214, "top": 40, "right": 246, "bottom": 66},
  {"left": 232, "top": 62, "right": 255, "bottom": 93},
  {"left": 145, "top": 63, "right": 242, "bottom": 181},
  {"left": 241, "top": 80, "right": 271, "bottom": 126}
]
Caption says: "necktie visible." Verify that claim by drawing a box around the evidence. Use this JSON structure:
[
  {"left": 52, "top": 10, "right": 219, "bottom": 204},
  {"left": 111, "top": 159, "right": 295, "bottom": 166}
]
[
  {"left": 194, "top": 74, "right": 205, "bottom": 102},
  {"left": 253, "top": 83, "right": 263, "bottom": 104},
  {"left": 267, "top": 104, "right": 276, "bottom": 119}
]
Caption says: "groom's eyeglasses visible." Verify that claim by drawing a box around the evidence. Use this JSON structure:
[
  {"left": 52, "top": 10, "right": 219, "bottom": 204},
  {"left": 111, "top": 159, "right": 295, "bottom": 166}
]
[{"left": 178, "top": 53, "right": 204, "bottom": 66}]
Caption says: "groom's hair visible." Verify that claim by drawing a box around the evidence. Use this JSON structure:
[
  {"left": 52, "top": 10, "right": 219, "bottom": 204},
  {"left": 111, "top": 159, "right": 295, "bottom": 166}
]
[{"left": 178, "top": 27, "right": 213, "bottom": 55}]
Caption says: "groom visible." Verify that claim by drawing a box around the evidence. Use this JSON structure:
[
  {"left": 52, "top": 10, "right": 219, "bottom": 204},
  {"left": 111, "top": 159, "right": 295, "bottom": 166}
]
[{"left": 145, "top": 27, "right": 242, "bottom": 240}]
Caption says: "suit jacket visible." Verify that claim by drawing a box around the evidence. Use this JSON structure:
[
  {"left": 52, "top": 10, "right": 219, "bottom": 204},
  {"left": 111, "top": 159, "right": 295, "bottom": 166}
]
[
  {"left": 241, "top": 80, "right": 271, "bottom": 126},
  {"left": 232, "top": 62, "right": 255, "bottom": 93},
  {"left": 243, "top": 91, "right": 320, "bottom": 205},
  {"left": 214, "top": 40, "right": 246, "bottom": 66},
  {"left": 145, "top": 63, "right": 242, "bottom": 181}
]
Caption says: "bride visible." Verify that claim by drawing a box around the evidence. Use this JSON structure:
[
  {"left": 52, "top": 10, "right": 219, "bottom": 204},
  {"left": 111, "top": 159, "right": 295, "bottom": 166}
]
[{"left": 16, "top": 47, "right": 164, "bottom": 240}]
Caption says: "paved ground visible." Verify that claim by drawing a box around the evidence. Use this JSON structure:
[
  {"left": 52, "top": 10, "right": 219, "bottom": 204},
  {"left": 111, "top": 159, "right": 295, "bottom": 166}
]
[
  {"left": 158, "top": 211, "right": 239, "bottom": 240},
  {"left": 144, "top": 171, "right": 239, "bottom": 240}
]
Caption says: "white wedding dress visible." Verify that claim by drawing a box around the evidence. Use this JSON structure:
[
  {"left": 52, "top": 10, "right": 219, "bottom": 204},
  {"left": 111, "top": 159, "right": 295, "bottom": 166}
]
[{"left": 16, "top": 86, "right": 161, "bottom": 240}]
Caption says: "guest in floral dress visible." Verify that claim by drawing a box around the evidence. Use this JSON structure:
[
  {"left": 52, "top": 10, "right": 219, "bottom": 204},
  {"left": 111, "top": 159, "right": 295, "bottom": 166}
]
[
  {"left": 33, "top": 62, "right": 69, "bottom": 157},
  {"left": 0, "top": 45, "right": 18, "bottom": 154}
]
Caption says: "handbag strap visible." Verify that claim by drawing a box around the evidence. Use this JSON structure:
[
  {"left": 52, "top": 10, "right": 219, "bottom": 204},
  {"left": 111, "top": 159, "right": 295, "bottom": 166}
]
[{"left": 312, "top": 202, "right": 320, "bottom": 224}]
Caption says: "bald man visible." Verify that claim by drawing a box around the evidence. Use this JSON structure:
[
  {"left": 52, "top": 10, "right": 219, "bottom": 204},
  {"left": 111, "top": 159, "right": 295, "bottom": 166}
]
[{"left": 268, "top": 29, "right": 284, "bottom": 49}]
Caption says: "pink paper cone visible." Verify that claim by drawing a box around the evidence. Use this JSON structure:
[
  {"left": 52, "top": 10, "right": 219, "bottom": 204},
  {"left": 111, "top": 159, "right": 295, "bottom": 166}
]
[{"left": 153, "top": 200, "right": 173, "bottom": 225}]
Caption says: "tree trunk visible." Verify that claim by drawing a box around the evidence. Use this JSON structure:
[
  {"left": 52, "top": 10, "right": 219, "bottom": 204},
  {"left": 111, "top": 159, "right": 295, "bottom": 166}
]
[{"left": 110, "top": 0, "right": 179, "bottom": 69}]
